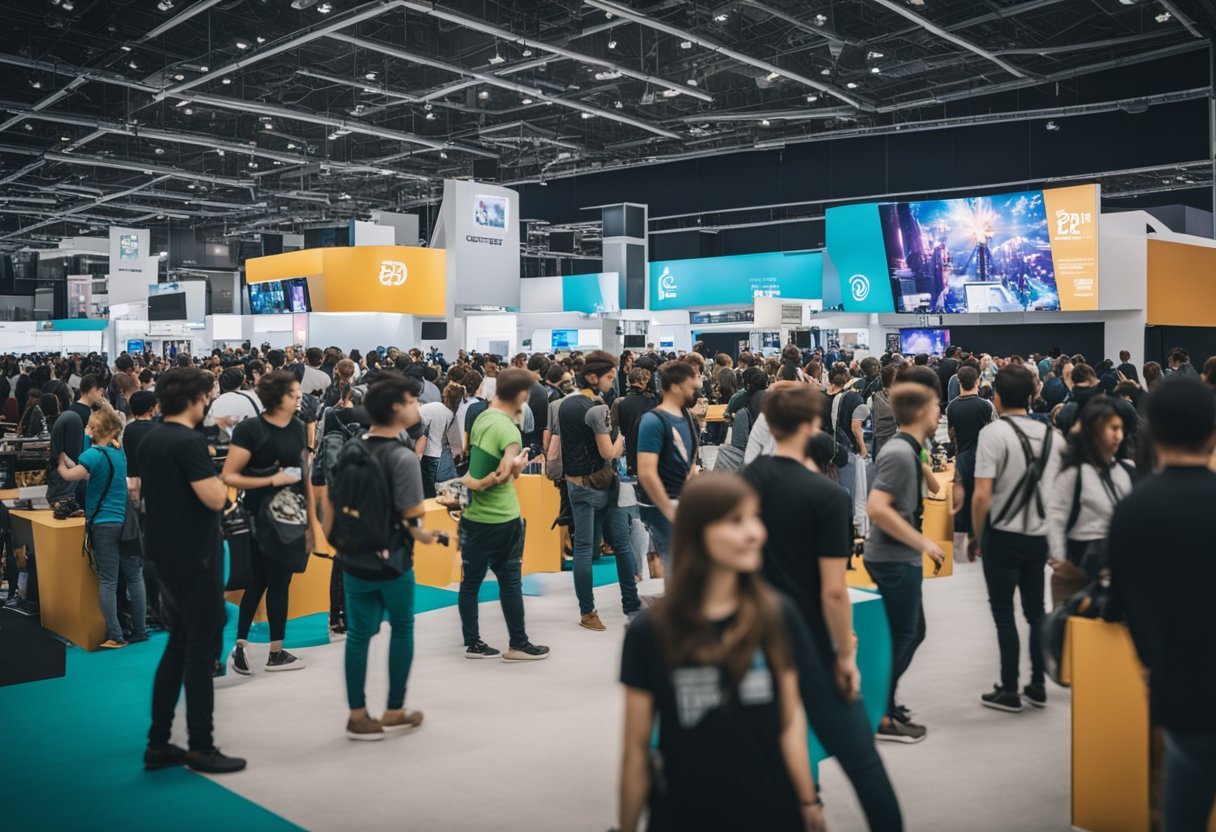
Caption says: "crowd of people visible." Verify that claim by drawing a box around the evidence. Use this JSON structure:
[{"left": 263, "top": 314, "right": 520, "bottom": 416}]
[{"left": 1, "top": 337, "right": 1213, "bottom": 830}]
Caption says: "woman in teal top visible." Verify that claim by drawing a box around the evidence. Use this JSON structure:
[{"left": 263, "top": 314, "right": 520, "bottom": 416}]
[{"left": 58, "top": 404, "right": 145, "bottom": 648}]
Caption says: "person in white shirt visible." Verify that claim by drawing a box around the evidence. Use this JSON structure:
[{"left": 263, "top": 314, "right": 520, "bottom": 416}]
[
  {"left": 971, "top": 364, "right": 1064, "bottom": 713},
  {"left": 205, "top": 367, "right": 263, "bottom": 443},
  {"left": 300, "top": 347, "right": 331, "bottom": 397},
  {"left": 1044, "top": 398, "right": 1134, "bottom": 606},
  {"left": 416, "top": 384, "right": 462, "bottom": 498}
]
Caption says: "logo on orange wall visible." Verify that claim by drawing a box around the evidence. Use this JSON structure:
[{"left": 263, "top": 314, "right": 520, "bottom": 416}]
[{"left": 378, "top": 260, "right": 408, "bottom": 286}]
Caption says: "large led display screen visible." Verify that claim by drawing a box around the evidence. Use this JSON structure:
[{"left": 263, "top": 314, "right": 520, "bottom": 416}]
[
  {"left": 249, "top": 278, "right": 311, "bottom": 314},
  {"left": 562, "top": 272, "right": 621, "bottom": 314},
  {"left": 829, "top": 184, "right": 1099, "bottom": 313},
  {"left": 648, "top": 251, "right": 823, "bottom": 312}
]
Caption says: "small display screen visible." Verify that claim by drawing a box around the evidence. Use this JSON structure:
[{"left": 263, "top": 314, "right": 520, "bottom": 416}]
[
  {"left": 899, "top": 328, "right": 951, "bottom": 356},
  {"left": 552, "top": 329, "right": 577, "bottom": 350},
  {"left": 249, "top": 278, "right": 311, "bottom": 314}
]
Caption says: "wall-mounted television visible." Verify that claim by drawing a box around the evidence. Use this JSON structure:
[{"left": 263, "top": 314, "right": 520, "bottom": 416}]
[
  {"left": 552, "top": 329, "right": 577, "bottom": 350},
  {"left": 249, "top": 278, "right": 310, "bottom": 314},
  {"left": 899, "top": 328, "right": 951, "bottom": 356},
  {"left": 420, "top": 321, "right": 447, "bottom": 341},
  {"left": 126, "top": 339, "right": 146, "bottom": 354},
  {"left": 149, "top": 292, "right": 187, "bottom": 322}
]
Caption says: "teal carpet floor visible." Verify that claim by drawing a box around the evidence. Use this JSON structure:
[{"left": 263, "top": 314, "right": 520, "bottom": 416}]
[{"left": 0, "top": 562, "right": 625, "bottom": 831}]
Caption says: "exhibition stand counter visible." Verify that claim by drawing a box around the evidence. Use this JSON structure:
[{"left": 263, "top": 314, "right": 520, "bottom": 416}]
[{"left": 848, "top": 462, "right": 955, "bottom": 588}]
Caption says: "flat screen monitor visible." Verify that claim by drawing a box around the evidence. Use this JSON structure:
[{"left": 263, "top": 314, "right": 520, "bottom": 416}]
[
  {"left": 149, "top": 292, "right": 187, "bottom": 322},
  {"left": 126, "top": 339, "right": 146, "bottom": 354},
  {"left": 899, "top": 328, "right": 951, "bottom": 356},
  {"left": 623, "top": 334, "right": 645, "bottom": 349},
  {"left": 420, "top": 321, "right": 447, "bottom": 340},
  {"left": 249, "top": 278, "right": 310, "bottom": 314},
  {"left": 552, "top": 329, "right": 577, "bottom": 350}
]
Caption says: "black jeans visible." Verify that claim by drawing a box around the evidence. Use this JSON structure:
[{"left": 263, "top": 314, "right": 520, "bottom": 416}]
[
  {"left": 982, "top": 528, "right": 1047, "bottom": 690},
  {"left": 1162, "top": 729, "right": 1216, "bottom": 832},
  {"left": 864, "top": 560, "right": 925, "bottom": 717},
  {"left": 236, "top": 539, "right": 294, "bottom": 643},
  {"left": 458, "top": 517, "right": 528, "bottom": 648},
  {"left": 329, "top": 558, "right": 345, "bottom": 628},
  {"left": 796, "top": 641, "right": 904, "bottom": 831},
  {"left": 148, "top": 553, "right": 225, "bottom": 752}
]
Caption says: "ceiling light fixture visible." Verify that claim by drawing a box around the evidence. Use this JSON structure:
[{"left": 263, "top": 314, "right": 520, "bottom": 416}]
[
  {"left": 235, "top": 40, "right": 249, "bottom": 49},
  {"left": 608, "top": 39, "right": 618, "bottom": 49},
  {"left": 581, "top": 112, "right": 593, "bottom": 119},
  {"left": 317, "top": 2, "right": 332, "bottom": 13},
  {"left": 187, "top": 183, "right": 196, "bottom": 190},
  {"left": 679, "top": 40, "right": 693, "bottom": 49},
  {"left": 22, "top": 124, "right": 33, "bottom": 131},
  {"left": 199, "top": 65, "right": 209, "bottom": 72},
  {"left": 522, "top": 48, "right": 532, "bottom": 57},
  {"left": 871, "top": 66, "right": 881, "bottom": 74},
  {"left": 256, "top": 36, "right": 266, "bottom": 44},
  {"left": 867, "top": 51, "right": 884, "bottom": 60},
  {"left": 846, "top": 81, "right": 859, "bottom": 89},
  {"left": 713, "top": 13, "right": 728, "bottom": 22},
  {"left": 425, "top": 112, "right": 435, "bottom": 120},
  {"left": 1155, "top": 11, "right": 1171, "bottom": 22},
  {"left": 172, "top": 73, "right": 185, "bottom": 81},
  {"left": 488, "top": 53, "right": 505, "bottom": 65},
  {"left": 423, "top": 103, "right": 433, "bottom": 111},
  {"left": 478, "top": 90, "right": 490, "bottom": 100},
  {"left": 661, "top": 88, "right": 680, "bottom": 97},
  {"left": 1045, "top": 121, "right": 1060, "bottom": 131},
  {"left": 120, "top": 45, "right": 132, "bottom": 51},
  {"left": 286, "top": 142, "right": 298, "bottom": 149},
  {"left": 61, "top": 0, "right": 74, "bottom": 9},
  {"left": 60, "top": 135, "right": 71, "bottom": 142},
  {"left": 215, "top": 149, "right": 224, "bottom": 156},
  {"left": 820, "top": 68, "right": 831, "bottom": 76},
  {"left": 806, "top": 94, "right": 818, "bottom": 102},
  {"left": 760, "top": 119, "right": 770, "bottom": 126},
  {"left": 29, "top": 80, "right": 43, "bottom": 89},
  {"left": 182, "top": 107, "right": 193, "bottom": 114},
  {"left": 364, "top": 71, "right": 376, "bottom": 80},
  {"left": 221, "top": 77, "right": 232, "bottom": 84},
  {"left": 521, "top": 97, "right": 533, "bottom": 104},
  {"left": 686, "top": 78, "right": 698, "bottom": 86},
  {"left": 248, "top": 161, "right": 258, "bottom": 169},
  {"left": 765, "top": 71, "right": 780, "bottom": 81},
  {"left": 439, "top": 151, "right": 448, "bottom": 159},
  {"left": 263, "top": 122, "right": 273, "bottom": 129},
  {"left": 614, "top": 100, "right": 623, "bottom": 109},
  {"left": 128, "top": 60, "right": 139, "bottom": 69},
  {"left": 154, "top": 147, "right": 165, "bottom": 155}
]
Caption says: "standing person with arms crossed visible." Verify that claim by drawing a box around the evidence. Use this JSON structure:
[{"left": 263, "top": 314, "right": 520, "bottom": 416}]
[
  {"left": 1107, "top": 378, "right": 1216, "bottom": 832},
  {"left": 743, "top": 384, "right": 903, "bottom": 830},
  {"left": 322, "top": 375, "right": 436, "bottom": 741},
  {"left": 865, "top": 383, "right": 944, "bottom": 743},
  {"left": 558, "top": 350, "right": 641, "bottom": 631},
  {"left": 140, "top": 367, "right": 245, "bottom": 774},
  {"left": 635, "top": 361, "right": 701, "bottom": 573},
  {"left": 458, "top": 368, "right": 550, "bottom": 661},
  {"left": 970, "top": 364, "right": 1063, "bottom": 712}
]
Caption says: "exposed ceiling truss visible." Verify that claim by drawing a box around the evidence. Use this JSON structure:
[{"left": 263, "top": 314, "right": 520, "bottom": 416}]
[{"left": 0, "top": 0, "right": 1210, "bottom": 247}]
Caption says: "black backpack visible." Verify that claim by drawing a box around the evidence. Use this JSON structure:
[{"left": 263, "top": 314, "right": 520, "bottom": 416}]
[
  {"left": 315, "top": 417, "right": 364, "bottom": 487},
  {"left": 327, "top": 435, "right": 407, "bottom": 575}
]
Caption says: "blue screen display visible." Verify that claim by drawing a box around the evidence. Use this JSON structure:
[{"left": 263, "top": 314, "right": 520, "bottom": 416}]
[
  {"left": 899, "top": 328, "right": 951, "bottom": 356},
  {"left": 648, "top": 251, "right": 823, "bottom": 311},
  {"left": 552, "top": 329, "right": 577, "bottom": 350}
]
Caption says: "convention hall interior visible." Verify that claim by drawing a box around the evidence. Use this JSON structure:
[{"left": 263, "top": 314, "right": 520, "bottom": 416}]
[{"left": 1, "top": 0, "right": 1215, "bottom": 830}]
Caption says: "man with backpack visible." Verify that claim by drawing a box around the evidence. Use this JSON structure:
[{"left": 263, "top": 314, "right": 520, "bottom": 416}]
[
  {"left": 457, "top": 368, "right": 550, "bottom": 661},
  {"left": 321, "top": 375, "right": 444, "bottom": 741},
  {"left": 865, "top": 383, "right": 945, "bottom": 743},
  {"left": 635, "top": 361, "right": 701, "bottom": 572},
  {"left": 971, "top": 364, "right": 1064, "bottom": 713}
]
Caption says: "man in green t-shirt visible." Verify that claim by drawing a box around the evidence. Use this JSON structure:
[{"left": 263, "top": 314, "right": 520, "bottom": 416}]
[{"left": 459, "top": 368, "right": 551, "bottom": 662}]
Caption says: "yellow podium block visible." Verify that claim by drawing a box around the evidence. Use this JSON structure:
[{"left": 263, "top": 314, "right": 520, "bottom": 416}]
[{"left": 10, "top": 510, "right": 105, "bottom": 651}]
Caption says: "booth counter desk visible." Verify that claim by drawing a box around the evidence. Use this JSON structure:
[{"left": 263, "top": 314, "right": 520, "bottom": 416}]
[
  {"left": 848, "top": 462, "right": 955, "bottom": 588},
  {"left": 8, "top": 508, "right": 103, "bottom": 651},
  {"left": 1067, "top": 618, "right": 1216, "bottom": 832},
  {"left": 226, "top": 474, "right": 564, "bottom": 622}
]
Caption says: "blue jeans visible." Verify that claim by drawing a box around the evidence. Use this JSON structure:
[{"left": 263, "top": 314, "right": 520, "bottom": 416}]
[
  {"left": 1163, "top": 729, "right": 1216, "bottom": 832},
  {"left": 436, "top": 448, "right": 458, "bottom": 484},
  {"left": 864, "top": 560, "right": 924, "bottom": 717},
  {"left": 420, "top": 455, "right": 440, "bottom": 499},
  {"left": 344, "top": 569, "right": 415, "bottom": 711},
  {"left": 459, "top": 517, "right": 528, "bottom": 648},
  {"left": 638, "top": 504, "right": 673, "bottom": 572},
  {"left": 93, "top": 522, "right": 146, "bottom": 642},
  {"left": 566, "top": 480, "right": 640, "bottom": 617}
]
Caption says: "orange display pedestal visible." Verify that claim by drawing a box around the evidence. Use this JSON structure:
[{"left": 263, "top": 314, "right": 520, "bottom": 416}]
[
  {"left": 847, "top": 463, "right": 955, "bottom": 589},
  {"left": 9, "top": 510, "right": 105, "bottom": 651}
]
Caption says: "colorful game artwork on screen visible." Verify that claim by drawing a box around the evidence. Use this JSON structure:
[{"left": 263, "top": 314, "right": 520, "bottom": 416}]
[
  {"left": 900, "top": 328, "right": 950, "bottom": 355},
  {"left": 829, "top": 184, "right": 1099, "bottom": 314}
]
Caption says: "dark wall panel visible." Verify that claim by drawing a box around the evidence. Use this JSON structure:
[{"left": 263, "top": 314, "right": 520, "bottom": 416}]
[
  {"left": 946, "top": 322, "right": 1104, "bottom": 363},
  {"left": 1144, "top": 326, "right": 1216, "bottom": 366}
]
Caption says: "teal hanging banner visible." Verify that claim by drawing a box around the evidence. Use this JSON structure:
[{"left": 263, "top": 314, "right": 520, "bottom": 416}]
[{"left": 648, "top": 251, "right": 823, "bottom": 311}]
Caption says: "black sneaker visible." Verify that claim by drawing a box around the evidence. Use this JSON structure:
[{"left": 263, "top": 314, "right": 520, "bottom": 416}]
[
  {"left": 465, "top": 641, "right": 501, "bottom": 659},
  {"left": 1022, "top": 684, "right": 1048, "bottom": 709},
  {"left": 503, "top": 642, "right": 550, "bottom": 662},
  {"left": 892, "top": 704, "right": 912, "bottom": 725},
  {"left": 144, "top": 743, "right": 188, "bottom": 771},
  {"left": 229, "top": 645, "right": 251, "bottom": 676},
  {"left": 876, "top": 718, "right": 927, "bottom": 743},
  {"left": 9, "top": 599, "right": 38, "bottom": 617},
  {"left": 981, "top": 685, "right": 1025, "bottom": 713},
  {"left": 212, "top": 660, "right": 227, "bottom": 679},
  {"left": 265, "top": 650, "right": 305, "bottom": 672},
  {"left": 185, "top": 747, "right": 247, "bottom": 774}
]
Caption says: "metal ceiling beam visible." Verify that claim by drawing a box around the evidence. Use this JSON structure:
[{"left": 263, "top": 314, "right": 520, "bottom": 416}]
[
  {"left": 948, "top": 0, "right": 1068, "bottom": 30},
  {"left": 0, "top": 160, "right": 45, "bottom": 186},
  {"left": 44, "top": 151, "right": 253, "bottom": 188},
  {"left": 676, "top": 107, "right": 855, "bottom": 122},
  {"left": 399, "top": 0, "right": 713, "bottom": 103},
  {"left": 581, "top": 0, "right": 869, "bottom": 110},
  {"left": 1157, "top": 0, "right": 1204, "bottom": 38},
  {"left": 993, "top": 31, "right": 1177, "bottom": 56},
  {"left": 417, "top": 56, "right": 559, "bottom": 103},
  {"left": 0, "top": 52, "right": 157, "bottom": 94},
  {"left": 166, "top": 90, "right": 499, "bottom": 157},
  {"left": 139, "top": 0, "right": 225, "bottom": 42},
  {"left": 865, "top": 0, "right": 1027, "bottom": 78},
  {"left": 0, "top": 142, "right": 41, "bottom": 156},
  {"left": 331, "top": 33, "right": 683, "bottom": 140},
  {"left": 0, "top": 76, "right": 88, "bottom": 136},
  {"left": 157, "top": 0, "right": 406, "bottom": 100},
  {"left": 737, "top": 1, "right": 860, "bottom": 48},
  {"left": 0, "top": 176, "right": 172, "bottom": 241}
]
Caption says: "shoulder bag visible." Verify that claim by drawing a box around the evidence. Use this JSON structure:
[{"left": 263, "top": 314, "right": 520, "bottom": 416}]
[{"left": 82, "top": 449, "right": 117, "bottom": 573}]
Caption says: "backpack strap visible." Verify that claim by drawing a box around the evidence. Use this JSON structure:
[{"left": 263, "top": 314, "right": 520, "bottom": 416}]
[
  {"left": 88, "top": 448, "right": 117, "bottom": 528},
  {"left": 892, "top": 432, "right": 925, "bottom": 531},
  {"left": 1065, "top": 466, "right": 1084, "bottom": 533},
  {"left": 992, "top": 417, "right": 1054, "bottom": 527}
]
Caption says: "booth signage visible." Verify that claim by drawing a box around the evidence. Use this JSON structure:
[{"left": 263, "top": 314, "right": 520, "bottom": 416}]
[
  {"left": 648, "top": 251, "right": 824, "bottom": 311},
  {"left": 828, "top": 184, "right": 1101, "bottom": 314},
  {"left": 246, "top": 245, "right": 446, "bottom": 316}
]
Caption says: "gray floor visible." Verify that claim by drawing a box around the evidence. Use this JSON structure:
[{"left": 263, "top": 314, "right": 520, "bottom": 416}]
[{"left": 198, "top": 560, "right": 1071, "bottom": 831}]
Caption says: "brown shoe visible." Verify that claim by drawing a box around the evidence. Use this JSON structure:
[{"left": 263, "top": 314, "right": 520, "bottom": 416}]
[
  {"left": 99, "top": 639, "right": 129, "bottom": 650},
  {"left": 580, "top": 611, "right": 606, "bottom": 631},
  {"left": 345, "top": 714, "right": 385, "bottom": 742},
  {"left": 381, "top": 710, "right": 424, "bottom": 733}
]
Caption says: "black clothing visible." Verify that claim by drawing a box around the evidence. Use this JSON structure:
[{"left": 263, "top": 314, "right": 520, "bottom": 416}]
[
  {"left": 616, "top": 389, "right": 657, "bottom": 476},
  {"left": 557, "top": 393, "right": 606, "bottom": 478},
  {"left": 983, "top": 528, "right": 1047, "bottom": 691},
  {"left": 826, "top": 390, "right": 864, "bottom": 464},
  {"left": 1109, "top": 466, "right": 1216, "bottom": 732},
  {"left": 14, "top": 374, "right": 31, "bottom": 416},
  {"left": 229, "top": 415, "right": 308, "bottom": 516},
  {"left": 47, "top": 410, "right": 85, "bottom": 501},
  {"left": 544, "top": 383, "right": 564, "bottom": 403},
  {"left": 1041, "top": 377, "right": 1069, "bottom": 409},
  {"left": 1055, "top": 385, "right": 1139, "bottom": 458},
  {"left": 946, "top": 394, "right": 994, "bottom": 455},
  {"left": 935, "top": 358, "right": 959, "bottom": 404},
  {"left": 41, "top": 379, "right": 70, "bottom": 415},
  {"left": 236, "top": 539, "right": 294, "bottom": 642},
  {"left": 523, "top": 381, "right": 548, "bottom": 450},
  {"left": 137, "top": 423, "right": 222, "bottom": 571},
  {"left": 1117, "top": 362, "right": 1139, "bottom": 383},
  {"left": 123, "top": 419, "right": 159, "bottom": 479},
  {"left": 620, "top": 601, "right": 805, "bottom": 831},
  {"left": 68, "top": 401, "right": 93, "bottom": 427},
  {"left": 464, "top": 398, "right": 489, "bottom": 436},
  {"left": 743, "top": 456, "right": 852, "bottom": 661}
]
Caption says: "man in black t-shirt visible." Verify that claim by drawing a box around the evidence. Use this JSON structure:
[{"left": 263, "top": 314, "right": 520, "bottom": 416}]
[
  {"left": 946, "top": 366, "right": 995, "bottom": 560},
  {"left": 70, "top": 373, "right": 105, "bottom": 426},
  {"left": 141, "top": 367, "right": 245, "bottom": 775},
  {"left": 122, "top": 391, "right": 160, "bottom": 497},
  {"left": 742, "top": 384, "right": 903, "bottom": 831},
  {"left": 1108, "top": 379, "right": 1216, "bottom": 830}
]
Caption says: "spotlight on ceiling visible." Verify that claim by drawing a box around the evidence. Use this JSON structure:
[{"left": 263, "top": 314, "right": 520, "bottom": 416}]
[
  {"left": 522, "top": 48, "right": 532, "bottom": 57},
  {"left": 221, "top": 77, "right": 232, "bottom": 84},
  {"left": 424, "top": 103, "right": 433, "bottom": 111},
  {"left": 760, "top": 118, "right": 771, "bottom": 126},
  {"left": 608, "top": 39, "right": 618, "bottom": 49},
  {"left": 488, "top": 53, "right": 505, "bottom": 65},
  {"left": 425, "top": 112, "right": 435, "bottom": 120},
  {"left": 364, "top": 71, "right": 376, "bottom": 80},
  {"left": 128, "top": 60, "right": 139, "bottom": 70},
  {"left": 256, "top": 36, "right": 266, "bottom": 44},
  {"left": 286, "top": 142, "right": 298, "bottom": 149},
  {"left": 846, "top": 82, "right": 859, "bottom": 89},
  {"left": 182, "top": 107, "right": 193, "bottom": 115},
  {"left": 247, "top": 161, "right": 258, "bottom": 169},
  {"left": 614, "top": 100, "right": 624, "bottom": 109},
  {"left": 317, "top": 2, "right": 332, "bottom": 13},
  {"left": 679, "top": 40, "right": 693, "bottom": 49},
  {"left": 439, "top": 151, "right": 448, "bottom": 159},
  {"left": 871, "top": 66, "right": 881, "bottom": 74},
  {"left": 172, "top": 73, "right": 185, "bottom": 81},
  {"left": 713, "top": 13, "right": 728, "bottom": 22},
  {"left": 765, "top": 71, "right": 780, "bottom": 81},
  {"left": 153, "top": 147, "right": 165, "bottom": 155},
  {"left": 235, "top": 40, "right": 249, "bottom": 50},
  {"left": 813, "top": 14, "right": 827, "bottom": 25},
  {"left": 686, "top": 78, "right": 698, "bottom": 86},
  {"left": 867, "top": 50, "right": 884, "bottom": 60},
  {"left": 478, "top": 90, "right": 490, "bottom": 100},
  {"left": 22, "top": 124, "right": 33, "bottom": 131},
  {"left": 1045, "top": 120, "right": 1060, "bottom": 131},
  {"left": 29, "top": 79, "right": 42, "bottom": 89},
  {"left": 215, "top": 149, "right": 224, "bottom": 156},
  {"left": 1155, "top": 11, "right": 1171, "bottom": 22},
  {"left": 806, "top": 94, "right": 818, "bottom": 103},
  {"left": 661, "top": 88, "right": 680, "bottom": 97},
  {"left": 521, "top": 97, "right": 533, "bottom": 104},
  {"left": 580, "top": 112, "right": 593, "bottom": 119},
  {"left": 291, "top": 0, "right": 318, "bottom": 8}
]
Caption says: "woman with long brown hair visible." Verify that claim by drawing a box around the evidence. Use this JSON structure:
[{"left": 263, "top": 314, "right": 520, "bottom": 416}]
[{"left": 619, "top": 473, "right": 824, "bottom": 832}]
